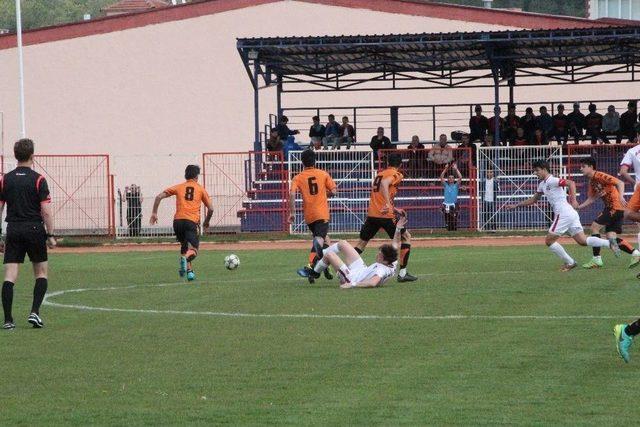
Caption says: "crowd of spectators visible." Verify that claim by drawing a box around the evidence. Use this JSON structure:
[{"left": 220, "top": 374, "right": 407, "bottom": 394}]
[{"left": 469, "top": 100, "right": 640, "bottom": 146}]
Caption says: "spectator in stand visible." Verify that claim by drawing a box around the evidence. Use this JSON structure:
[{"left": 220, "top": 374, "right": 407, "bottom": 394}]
[
  {"left": 469, "top": 104, "right": 489, "bottom": 142},
  {"left": 488, "top": 107, "right": 505, "bottom": 144},
  {"left": 481, "top": 134, "right": 497, "bottom": 147},
  {"left": 266, "top": 128, "right": 284, "bottom": 158},
  {"left": 429, "top": 134, "right": 454, "bottom": 170},
  {"left": 537, "top": 106, "right": 553, "bottom": 144},
  {"left": 585, "top": 103, "right": 605, "bottom": 144},
  {"left": 504, "top": 104, "right": 520, "bottom": 145},
  {"left": 339, "top": 116, "right": 356, "bottom": 150},
  {"left": 567, "top": 102, "right": 586, "bottom": 144},
  {"left": 457, "top": 133, "right": 477, "bottom": 167},
  {"left": 440, "top": 163, "right": 463, "bottom": 231},
  {"left": 323, "top": 114, "right": 341, "bottom": 149},
  {"left": 533, "top": 128, "right": 545, "bottom": 145},
  {"left": 552, "top": 104, "right": 569, "bottom": 146},
  {"left": 520, "top": 107, "right": 537, "bottom": 144},
  {"left": 369, "top": 127, "right": 393, "bottom": 162},
  {"left": 602, "top": 105, "right": 621, "bottom": 144},
  {"left": 513, "top": 128, "right": 527, "bottom": 146},
  {"left": 620, "top": 101, "right": 638, "bottom": 143},
  {"left": 407, "top": 135, "right": 426, "bottom": 178},
  {"left": 308, "top": 116, "right": 326, "bottom": 150},
  {"left": 275, "top": 116, "right": 299, "bottom": 141},
  {"left": 481, "top": 168, "right": 499, "bottom": 232}
]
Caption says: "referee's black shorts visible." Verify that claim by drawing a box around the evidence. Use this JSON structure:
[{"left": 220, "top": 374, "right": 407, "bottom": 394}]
[
  {"left": 4, "top": 222, "right": 48, "bottom": 264},
  {"left": 594, "top": 209, "right": 624, "bottom": 234},
  {"left": 359, "top": 216, "right": 405, "bottom": 241},
  {"left": 173, "top": 219, "right": 199, "bottom": 253}
]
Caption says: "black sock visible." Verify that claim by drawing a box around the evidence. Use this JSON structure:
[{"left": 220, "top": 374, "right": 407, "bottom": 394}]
[
  {"left": 355, "top": 247, "right": 363, "bottom": 254},
  {"left": 626, "top": 319, "right": 640, "bottom": 337},
  {"left": 400, "top": 243, "right": 411, "bottom": 269},
  {"left": 31, "top": 278, "right": 48, "bottom": 315},
  {"left": 2, "top": 281, "right": 14, "bottom": 323},
  {"left": 592, "top": 234, "right": 601, "bottom": 257}
]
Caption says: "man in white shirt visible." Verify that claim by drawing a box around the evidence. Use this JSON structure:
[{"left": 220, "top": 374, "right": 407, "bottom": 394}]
[
  {"left": 304, "top": 212, "right": 408, "bottom": 288},
  {"left": 482, "top": 169, "right": 499, "bottom": 231},
  {"left": 505, "top": 160, "right": 617, "bottom": 272},
  {"left": 620, "top": 145, "right": 640, "bottom": 255}
]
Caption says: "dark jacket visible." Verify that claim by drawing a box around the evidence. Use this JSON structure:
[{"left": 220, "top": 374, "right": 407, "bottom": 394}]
[
  {"left": 370, "top": 136, "right": 394, "bottom": 152},
  {"left": 325, "top": 121, "right": 340, "bottom": 137},
  {"left": 469, "top": 115, "right": 489, "bottom": 141},
  {"left": 309, "top": 124, "right": 326, "bottom": 139},
  {"left": 339, "top": 124, "right": 356, "bottom": 140},
  {"left": 620, "top": 110, "right": 639, "bottom": 135},
  {"left": 567, "top": 111, "right": 586, "bottom": 131},
  {"left": 536, "top": 113, "right": 553, "bottom": 134},
  {"left": 275, "top": 123, "right": 297, "bottom": 140}
]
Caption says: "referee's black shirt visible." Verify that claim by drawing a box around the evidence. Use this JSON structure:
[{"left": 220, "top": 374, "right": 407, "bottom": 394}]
[{"left": 0, "top": 167, "right": 51, "bottom": 223}]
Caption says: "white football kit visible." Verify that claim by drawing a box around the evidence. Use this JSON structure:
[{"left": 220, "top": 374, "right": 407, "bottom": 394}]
[
  {"left": 341, "top": 258, "right": 398, "bottom": 286},
  {"left": 537, "top": 175, "right": 583, "bottom": 236},
  {"left": 621, "top": 145, "right": 640, "bottom": 186}
]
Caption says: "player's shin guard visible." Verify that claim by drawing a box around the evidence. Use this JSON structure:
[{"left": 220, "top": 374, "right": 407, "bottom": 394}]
[
  {"left": 2, "top": 281, "right": 14, "bottom": 322},
  {"left": 355, "top": 247, "right": 363, "bottom": 254},
  {"left": 549, "top": 242, "right": 575, "bottom": 265},
  {"left": 31, "top": 278, "right": 47, "bottom": 315},
  {"left": 586, "top": 236, "right": 611, "bottom": 247},
  {"left": 592, "top": 234, "right": 602, "bottom": 257},
  {"left": 400, "top": 243, "right": 411, "bottom": 269},
  {"left": 323, "top": 243, "right": 340, "bottom": 256},
  {"left": 617, "top": 238, "right": 635, "bottom": 254}
]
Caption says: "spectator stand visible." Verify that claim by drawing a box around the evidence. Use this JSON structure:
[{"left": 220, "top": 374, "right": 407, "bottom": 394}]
[{"left": 238, "top": 26, "right": 640, "bottom": 152}]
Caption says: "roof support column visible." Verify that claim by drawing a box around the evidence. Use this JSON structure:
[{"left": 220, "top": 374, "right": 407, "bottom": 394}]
[
  {"left": 492, "top": 73, "right": 501, "bottom": 146},
  {"left": 508, "top": 78, "right": 514, "bottom": 107},
  {"left": 390, "top": 107, "right": 399, "bottom": 142},
  {"left": 276, "top": 78, "right": 283, "bottom": 119},
  {"left": 253, "top": 61, "right": 261, "bottom": 152}
]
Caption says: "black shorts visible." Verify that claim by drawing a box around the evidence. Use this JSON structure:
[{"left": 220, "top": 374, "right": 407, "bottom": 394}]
[
  {"left": 4, "top": 222, "right": 48, "bottom": 264},
  {"left": 594, "top": 210, "right": 624, "bottom": 234},
  {"left": 173, "top": 219, "right": 199, "bottom": 252},
  {"left": 359, "top": 216, "right": 405, "bottom": 241},
  {"left": 307, "top": 220, "right": 329, "bottom": 239}
]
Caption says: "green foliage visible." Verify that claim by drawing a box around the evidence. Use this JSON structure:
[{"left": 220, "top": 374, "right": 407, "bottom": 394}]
[
  {"left": 434, "top": 0, "right": 586, "bottom": 17},
  {"left": 1, "top": 245, "right": 638, "bottom": 424},
  {"left": 0, "top": 0, "right": 114, "bottom": 32}
]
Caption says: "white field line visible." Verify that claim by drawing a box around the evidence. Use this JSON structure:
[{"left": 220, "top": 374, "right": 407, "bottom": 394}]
[{"left": 42, "top": 275, "right": 633, "bottom": 321}]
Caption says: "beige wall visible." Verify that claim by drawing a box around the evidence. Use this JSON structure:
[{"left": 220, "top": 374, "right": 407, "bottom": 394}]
[{"left": 0, "top": 0, "right": 638, "bottom": 225}]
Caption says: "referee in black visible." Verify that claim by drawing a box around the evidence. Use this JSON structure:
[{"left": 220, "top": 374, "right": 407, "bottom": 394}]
[{"left": 1, "top": 139, "right": 56, "bottom": 330}]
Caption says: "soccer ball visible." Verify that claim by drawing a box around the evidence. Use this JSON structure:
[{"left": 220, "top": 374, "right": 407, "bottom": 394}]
[{"left": 224, "top": 254, "right": 240, "bottom": 270}]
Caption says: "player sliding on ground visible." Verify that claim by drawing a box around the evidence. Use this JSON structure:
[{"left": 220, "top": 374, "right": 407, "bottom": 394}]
[
  {"left": 355, "top": 153, "right": 417, "bottom": 282},
  {"left": 150, "top": 165, "right": 213, "bottom": 281},
  {"left": 289, "top": 149, "right": 337, "bottom": 283},
  {"left": 619, "top": 142, "right": 640, "bottom": 255},
  {"left": 576, "top": 157, "right": 640, "bottom": 269},
  {"left": 300, "top": 211, "right": 408, "bottom": 288},
  {"left": 505, "top": 160, "right": 619, "bottom": 272}
]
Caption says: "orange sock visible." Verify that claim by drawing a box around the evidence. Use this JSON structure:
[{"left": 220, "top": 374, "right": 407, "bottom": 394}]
[
  {"left": 185, "top": 248, "right": 198, "bottom": 262},
  {"left": 617, "top": 238, "right": 635, "bottom": 254},
  {"left": 308, "top": 251, "right": 316, "bottom": 265}
]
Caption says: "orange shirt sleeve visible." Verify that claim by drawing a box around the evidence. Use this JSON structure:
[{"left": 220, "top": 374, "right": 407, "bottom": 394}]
[
  {"left": 600, "top": 172, "right": 620, "bottom": 186},
  {"left": 164, "top": 184, "right": 180, "bottom": 196},
  {"left": 325, "top": 173, "right": 337, "bottom": 192},
  {"left": 201, "top": 187, "right": 212, "bottom": 207},
  {"left": 290, "top": 176, "right": 300, "bottom": 193}
]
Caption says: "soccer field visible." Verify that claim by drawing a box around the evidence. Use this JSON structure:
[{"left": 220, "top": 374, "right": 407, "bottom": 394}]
[{"left": 1, "top": 243, "right": 639, "bottom": 425}]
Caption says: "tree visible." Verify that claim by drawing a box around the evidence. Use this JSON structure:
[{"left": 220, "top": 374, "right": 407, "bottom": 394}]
[{"left": 0, "top": 0, "right": 114, "bottom": 32}]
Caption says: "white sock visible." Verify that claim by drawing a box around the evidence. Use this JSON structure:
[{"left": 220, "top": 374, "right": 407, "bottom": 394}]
[
  {"left": 314, "top": 259, "right": 327, "bottom": 273},
  {"left": 594, "top": 255, "right": 602, "bottom": 260},
  {"left": 399, "top": 268, "right": 407, "bottom": 277},
  {"left": 549, "top": 242, "right": 575, "bottom": 265},
  {"left": 636, "top": 232, "right": 640, "bottom": 249},
  {"left": 633, "top": 249, "right": 640, "bottom": 256},
  {"left": 337, "top": 264, "right": 351, "bottom": 283},
  {"left": 586, "top": 236, "right": 610, "bottom": 247}
]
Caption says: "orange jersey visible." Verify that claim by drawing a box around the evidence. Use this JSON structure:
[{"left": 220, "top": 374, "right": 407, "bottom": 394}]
[
  {"left": 368, "top": 167, "right": 404, "bottom": 218},
  {"left": 290, "top": 167, "right": 337, "bottom": 224},
  {"left": 164, "top": 180, "right": 211, "bottom": 223},
  {"left": 588, "top": 171, "right": 623, "bottom": 212}
]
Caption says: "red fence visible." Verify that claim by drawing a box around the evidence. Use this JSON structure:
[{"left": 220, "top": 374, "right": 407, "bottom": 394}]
[{"left": 31, "top": 155, "right": 113, "bottom": 235}]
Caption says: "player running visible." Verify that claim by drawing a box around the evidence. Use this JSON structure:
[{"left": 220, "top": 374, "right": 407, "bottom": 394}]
[
  {"left": 614, "top": 320, "right": 640, "bottom": 363},
  {"left": 305, "top": 211, "right": 408, "bottom": 288},
  {"left": 505, "top": 160, "right": 618, "bottom": 272},
  {"left": 355, "top": 153, "right": 416, "bottom": 282},
  {"left": 150, "top": 165, "right": 213, "bottom": 281},
  {"left": 577, "top": 157, "right": 639, "bottom": 268},
  {"left": 289, "top": 149, "right": 337, "bottom": 283}
]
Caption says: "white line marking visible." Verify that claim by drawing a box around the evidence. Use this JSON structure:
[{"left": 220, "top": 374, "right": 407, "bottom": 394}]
[{"left": 42, "top": 282, "right": 633, "bottom": 321}]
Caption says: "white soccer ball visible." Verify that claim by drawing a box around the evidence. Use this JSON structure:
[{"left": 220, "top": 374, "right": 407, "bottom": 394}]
[{"left": 224, "top": 254, "right": 240, "bottom": 270}]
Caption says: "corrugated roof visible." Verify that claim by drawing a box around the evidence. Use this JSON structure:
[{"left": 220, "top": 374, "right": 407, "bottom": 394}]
[{"left": 103, "top": 0, "right": 170, "bottom": 13}]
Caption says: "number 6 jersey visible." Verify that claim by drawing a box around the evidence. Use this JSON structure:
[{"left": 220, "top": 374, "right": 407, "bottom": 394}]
[
  {"left": 290, "top": 167, "right": 337, "bottom": 224},
  {"left": 368, "top": 166, "right": 403, "bottom": 219},
  {"left": 164, "top": 179, "right": 212, "bottom": 224}
]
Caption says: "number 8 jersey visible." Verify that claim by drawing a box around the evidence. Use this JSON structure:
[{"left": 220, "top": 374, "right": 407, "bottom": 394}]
[
  {"left": 164, "top": 179, "right": 212, "bottom": 224},
  {"left": 368, "top": 166, "right": 403, "bottom": 219},
  {"left": 290, "top": 167, "right": 337, "bottom": 224}
]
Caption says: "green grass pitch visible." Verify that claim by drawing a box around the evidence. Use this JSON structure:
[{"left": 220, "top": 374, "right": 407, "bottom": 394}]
[{"left": 1, "top": 244, "right": 639, "bottom": 425}]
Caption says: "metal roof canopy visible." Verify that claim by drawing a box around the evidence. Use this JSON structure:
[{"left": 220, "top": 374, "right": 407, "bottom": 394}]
[{"left": 237, "top": 26, "right": 640, "bottom": 92}]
